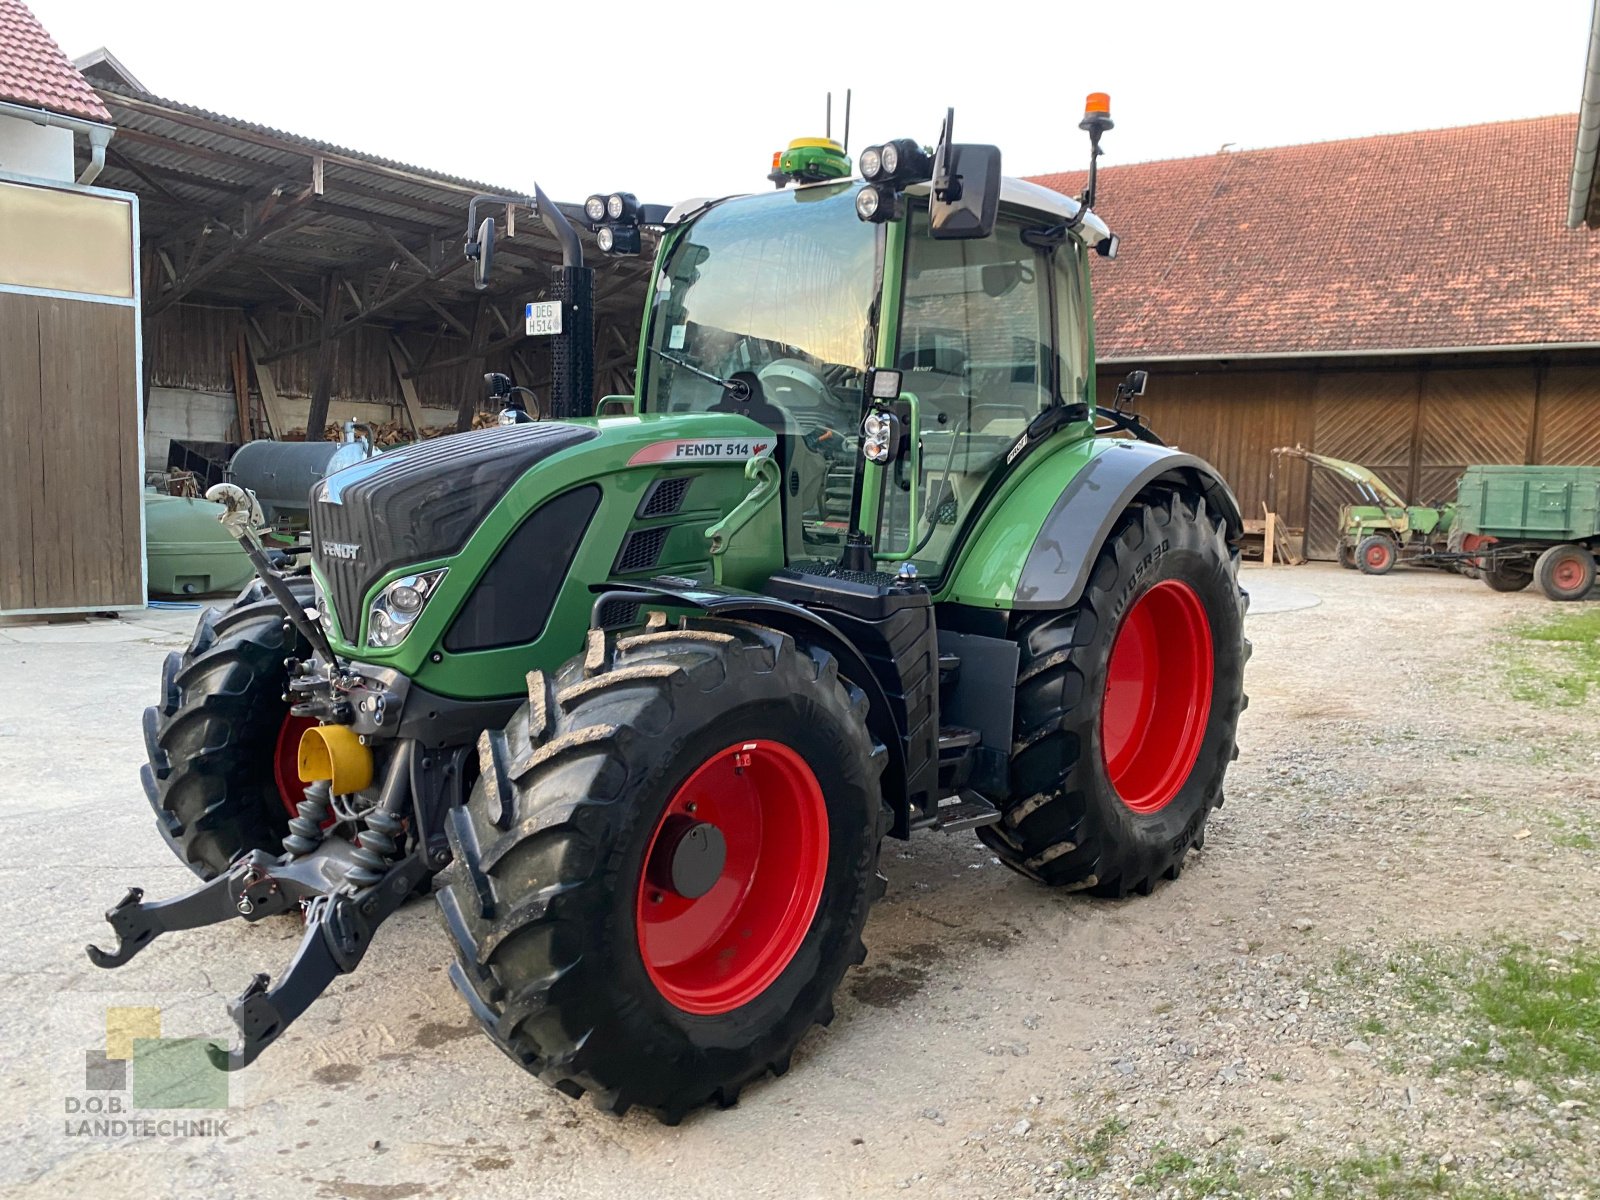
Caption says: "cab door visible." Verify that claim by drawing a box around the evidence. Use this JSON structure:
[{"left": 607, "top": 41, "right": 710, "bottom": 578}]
[{"left": 876, "top": 205, "right": 1088, "bottom": 574}]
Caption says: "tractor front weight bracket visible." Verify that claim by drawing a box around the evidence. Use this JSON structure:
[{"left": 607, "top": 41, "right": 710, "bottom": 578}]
[{"left": 86, "top": 838, "right": 431, "bottom": 1071}]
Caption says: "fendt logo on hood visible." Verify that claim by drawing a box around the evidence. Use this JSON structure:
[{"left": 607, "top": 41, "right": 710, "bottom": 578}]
[{"left": 320, "top": 541, "right": 360, "bottom": 561}]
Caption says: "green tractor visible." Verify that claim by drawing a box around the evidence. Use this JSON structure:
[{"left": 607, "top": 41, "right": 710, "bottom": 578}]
[
  {"left": 90, "top": 99, "right": 1248, "bottom": 1122},
  {"left": 1274, "top": 446, "right": 1454, "bottom": 574}
]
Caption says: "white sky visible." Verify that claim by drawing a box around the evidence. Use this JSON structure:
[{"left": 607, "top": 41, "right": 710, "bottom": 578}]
[{"left": 27, "top": 0, "right": 1596, "bottom": 204}]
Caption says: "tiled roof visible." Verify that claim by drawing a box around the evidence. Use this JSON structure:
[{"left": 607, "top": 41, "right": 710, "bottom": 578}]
[
  {"left": 1028, "top": 115, "right": 1600, "bottom": 360},
  {"left": 0, "top": 0, "right": 111, "bottom": 123}
]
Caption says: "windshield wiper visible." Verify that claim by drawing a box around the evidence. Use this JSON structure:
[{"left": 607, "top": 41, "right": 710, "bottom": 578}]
[{"left": 650, "top": 347, "right": 750, "bottom": 401}]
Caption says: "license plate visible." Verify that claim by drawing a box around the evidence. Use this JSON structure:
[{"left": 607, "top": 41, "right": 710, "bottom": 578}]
[{"left": 525, "top": 301, "right": 563, "bottom": 337}]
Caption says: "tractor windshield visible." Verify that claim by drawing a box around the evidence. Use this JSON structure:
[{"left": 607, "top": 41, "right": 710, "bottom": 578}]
[{"left": 642, "top": 182, "right": 876, "bottom": 436}]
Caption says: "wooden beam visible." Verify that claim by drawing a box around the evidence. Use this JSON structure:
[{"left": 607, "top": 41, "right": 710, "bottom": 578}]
[
  {"left": 259, "top": 255, "right": 471, "bottom": 362},
  {"left": 243, "top": 319, "right": 290, "bottom": 437},
  {"left": 305, "top": 274, "right": 348, "bottom": 440},
  {"left": 259, "top": 267, "right": 322, "bottom": 316},
  {"left": 388, "top": 337, "right": 428, "bottom": 437},
  {"left": 455, "top": 298, "right": 492, "bottom": 432},
  {"left": 148, "top": 186, "right": 317, "bottom": 315}
]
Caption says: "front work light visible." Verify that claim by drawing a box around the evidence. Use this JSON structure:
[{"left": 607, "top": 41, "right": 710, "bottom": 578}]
[
  {"left": 596, "top": 224, "right": 641, "bottom": 256},
  {"left": 856, "top": 184, "right": 897, "bottom": 223},
  {"left": 367, "top": 568, "right": 447, "bottom": 649},
  {"left": 584, "top": 194, "right": 607, "bottom": 225},
  {"left": 858, "top": 146, "right": 883, "bottom": 181},
  {"left": 879, "top": 138, "right": 932, "bottom": 183},
  {"left": 606, "top": 192, "right": 639, "bottom": 222}
]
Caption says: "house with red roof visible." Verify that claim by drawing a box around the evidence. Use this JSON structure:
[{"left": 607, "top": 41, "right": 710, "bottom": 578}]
[
  {"left": 0, "top": 0, "right": 143, "bottom": 614},
  {"left": 1032, "top": 115, "right": 1600, "bottom": 559}
]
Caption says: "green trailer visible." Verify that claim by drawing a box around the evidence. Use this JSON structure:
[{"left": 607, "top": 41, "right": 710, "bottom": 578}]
[{"left": 1454, "top": 465, "right": 1600, "bottom": 600}]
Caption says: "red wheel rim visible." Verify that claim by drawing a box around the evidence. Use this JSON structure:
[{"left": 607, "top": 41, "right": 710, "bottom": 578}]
[
  {"left": 636, "top": 740, "right": 828, "bottom": 1015},
  {"left": 1365, "top": 541, "right": 1392, "bottom": 569},
  {"left": 1553, "top": 557, "right": 1587, "bottom": 591},
  {"left": 1101, "top": 580, "right": 1215, "bottom": 814},
  {"left": 273, "top": 713, "right": 318, "bottom": 816}
]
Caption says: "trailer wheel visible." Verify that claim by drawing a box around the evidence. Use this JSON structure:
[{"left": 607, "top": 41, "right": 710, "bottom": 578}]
[
  {"left": 977, "top": 491, "right": 1247, "bottom": 898},
  {"left": 139, "top": 578, "right": 310, "bottom": 878},
  {"left": 1483, "top": 561, "right": 1534, "bottom": 593},
  {"left": 1535, "top": 544, "right": 1596, "bottom": 602},
  {"left": 1356, "top": 535, "right": 1397, "bottom": 575},
  {"left": 437, "top": 620, "right": 885, "bottom": 1123}
]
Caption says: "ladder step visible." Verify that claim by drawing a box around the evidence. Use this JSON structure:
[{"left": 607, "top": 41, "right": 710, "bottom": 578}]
[
  {"left": 937, "top": 725, "right": 980, "bottom": 754},
  {"left": 933, "top": 790, "right": 1002, "bottom": 832}
]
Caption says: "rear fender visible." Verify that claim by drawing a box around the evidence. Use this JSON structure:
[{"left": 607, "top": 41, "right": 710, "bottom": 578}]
[{"left": 1012, "top": 441, "right": 1243, "bottom": 611}]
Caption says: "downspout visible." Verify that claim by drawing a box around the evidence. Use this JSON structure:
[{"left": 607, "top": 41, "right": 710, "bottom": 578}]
[
  {"left": 0, "top": 98, "right": 114, "bottom": 186},
  {"left": 78, "top": 124, "right": 112, "bottom": 185},
  {"left": 1567, "top": 0, "right": 1600, "bottom": 229}
]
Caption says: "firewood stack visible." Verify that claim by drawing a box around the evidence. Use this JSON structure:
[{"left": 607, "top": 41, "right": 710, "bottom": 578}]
[{"left": 275, "top": 416, "right": 495, "bottom": 445}]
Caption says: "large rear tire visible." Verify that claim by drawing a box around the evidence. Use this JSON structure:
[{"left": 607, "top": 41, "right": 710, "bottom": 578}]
[
  {"left": 437, "top": 619, "right": 885, "bottom": 1122},
  {"left": 978, "top": 491, "right": 1248, "bottom": 897},
  {"left": 140, "top": 578, "right": 311, "bottom": 878}
]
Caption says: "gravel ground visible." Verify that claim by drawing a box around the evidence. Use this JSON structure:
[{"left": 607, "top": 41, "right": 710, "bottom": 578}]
[{"left": 1, "top": 562, "right": 1596, "bottom": 1199}]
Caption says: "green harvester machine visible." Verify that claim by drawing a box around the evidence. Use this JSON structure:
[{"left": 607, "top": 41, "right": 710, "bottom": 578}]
[{"left": 87, "top": 97, "right": 1250, "bottom": 1122}]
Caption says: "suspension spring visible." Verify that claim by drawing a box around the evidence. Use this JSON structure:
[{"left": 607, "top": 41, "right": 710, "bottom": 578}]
[{"left": 282, "top": 781, "right": 333, "bottom": 857}]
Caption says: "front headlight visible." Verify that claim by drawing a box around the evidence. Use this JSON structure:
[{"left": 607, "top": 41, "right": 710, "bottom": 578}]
[{"left": 367, "top": 568, "right": 447, "bottom": 649}]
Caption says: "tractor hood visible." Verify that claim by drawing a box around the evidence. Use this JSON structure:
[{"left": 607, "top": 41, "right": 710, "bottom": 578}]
[{"left": 311, "top": 422, "right": 598, "bottom": 640}]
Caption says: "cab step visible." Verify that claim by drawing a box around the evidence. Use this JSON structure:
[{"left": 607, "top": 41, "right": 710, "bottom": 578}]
[{"left": 933, "top": 790, "right": 1002, "bottom": 833}]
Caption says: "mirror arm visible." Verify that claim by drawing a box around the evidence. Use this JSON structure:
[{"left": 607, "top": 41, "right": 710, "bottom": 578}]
[{"left": 463, "top": 187, "right": 585, "bottom": 270}]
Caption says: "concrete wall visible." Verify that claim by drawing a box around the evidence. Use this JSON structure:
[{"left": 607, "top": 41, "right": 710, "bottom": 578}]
[{"left": 0, "top": 115, "right": 73, "bottom": 183}]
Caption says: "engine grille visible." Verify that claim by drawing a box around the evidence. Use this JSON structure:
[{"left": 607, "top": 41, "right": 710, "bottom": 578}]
[
  {"left": 614, "top": 526, "right": 670, "bottom": 574},
  {"left": 639, "top": 475, "right": 693, "bottom": 518},
  {"left": 311, "top": 423, "right": 595, "bottom": 640}
]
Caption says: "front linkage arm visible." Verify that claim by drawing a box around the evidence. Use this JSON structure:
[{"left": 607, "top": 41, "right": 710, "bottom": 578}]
[{"left": 86, "top": 743, "right": 433, "bottom": 1071}]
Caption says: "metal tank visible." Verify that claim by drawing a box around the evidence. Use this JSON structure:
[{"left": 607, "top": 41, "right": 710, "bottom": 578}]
[{"left": 228, "top": 424, "right": 376, "bottom": 525}]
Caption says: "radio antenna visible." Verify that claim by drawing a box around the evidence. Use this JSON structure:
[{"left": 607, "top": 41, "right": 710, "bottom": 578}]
[
  {"left": 826, "top": 92, "right": 832, "bottom": 140},
  {"left": 842, "top": 88, "right": 851, "bottom": 153}
]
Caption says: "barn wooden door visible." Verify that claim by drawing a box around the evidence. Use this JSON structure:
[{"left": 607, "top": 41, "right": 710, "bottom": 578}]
[
  {"left": 0, "top": 179, "right": 143, "bottom": 613},
  {"left": 1416, "top": 369, "right": 1536, "bottom": 512},
  {"left": 1306, "top": 371, "right": 1420, "bottom": 559}
]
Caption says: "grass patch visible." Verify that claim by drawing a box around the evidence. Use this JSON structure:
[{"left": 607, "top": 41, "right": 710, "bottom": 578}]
[
  {"left": 1286, "top": 1150, "right": 1530, "bottom": 1199},
  {"left": 1132, "top": 1145, "right": 1243, "bottom": 1197},
  {"left": 1069, "top": 1116, "right": 1126, "bottom": 1180},
  {"left": 1508, "top": 608, "right": 1600, "bottom": 705},
  {"left": 1456, "top": 945, "right": 1600, "bottom": 1088}
]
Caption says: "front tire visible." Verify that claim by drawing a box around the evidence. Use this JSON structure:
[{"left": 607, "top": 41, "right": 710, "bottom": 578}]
[
  {"left": 1356, "top": 534, "right": 1397, "bottom": 575},
  {"left": 437, "top": 619, "right": 885, "bottom": 1122},
  {"left": 140, "top": 578, "right": 312, "bottom": 878},
  {"left": 978, "top": 491, "right": 1248, "bottom": 897}
]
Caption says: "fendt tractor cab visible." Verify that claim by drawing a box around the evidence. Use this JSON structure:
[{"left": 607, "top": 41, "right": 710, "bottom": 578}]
[{"left": 90, "top": 97, "right": 1248, "bottom": 1122}]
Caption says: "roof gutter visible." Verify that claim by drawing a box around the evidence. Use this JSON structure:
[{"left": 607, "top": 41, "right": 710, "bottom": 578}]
[
  {"left": 1101, "top": 340, "right": 1600, "bottom": 365},
  {"left": 0, "top": 98, "right": 114, "bottom": 185},
  {"left": 1568, "top": 0, "right": 1600, "bottom": 229}
]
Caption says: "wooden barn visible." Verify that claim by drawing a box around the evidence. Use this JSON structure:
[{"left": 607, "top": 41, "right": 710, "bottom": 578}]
[{"left": 1032, "top": 115, "right": 1600, "bottom": 559}]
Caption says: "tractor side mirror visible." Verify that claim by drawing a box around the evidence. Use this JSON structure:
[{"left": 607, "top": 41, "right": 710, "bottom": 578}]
[
  {"left": 471, "top": 216, "right": 495, "bottom": 291},
  {"left": 1116, "top": 369, "right": 1148, "bottom": 403},
  {"left": 930, "top": 144, "right": 1002, "bottom": 240}
]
